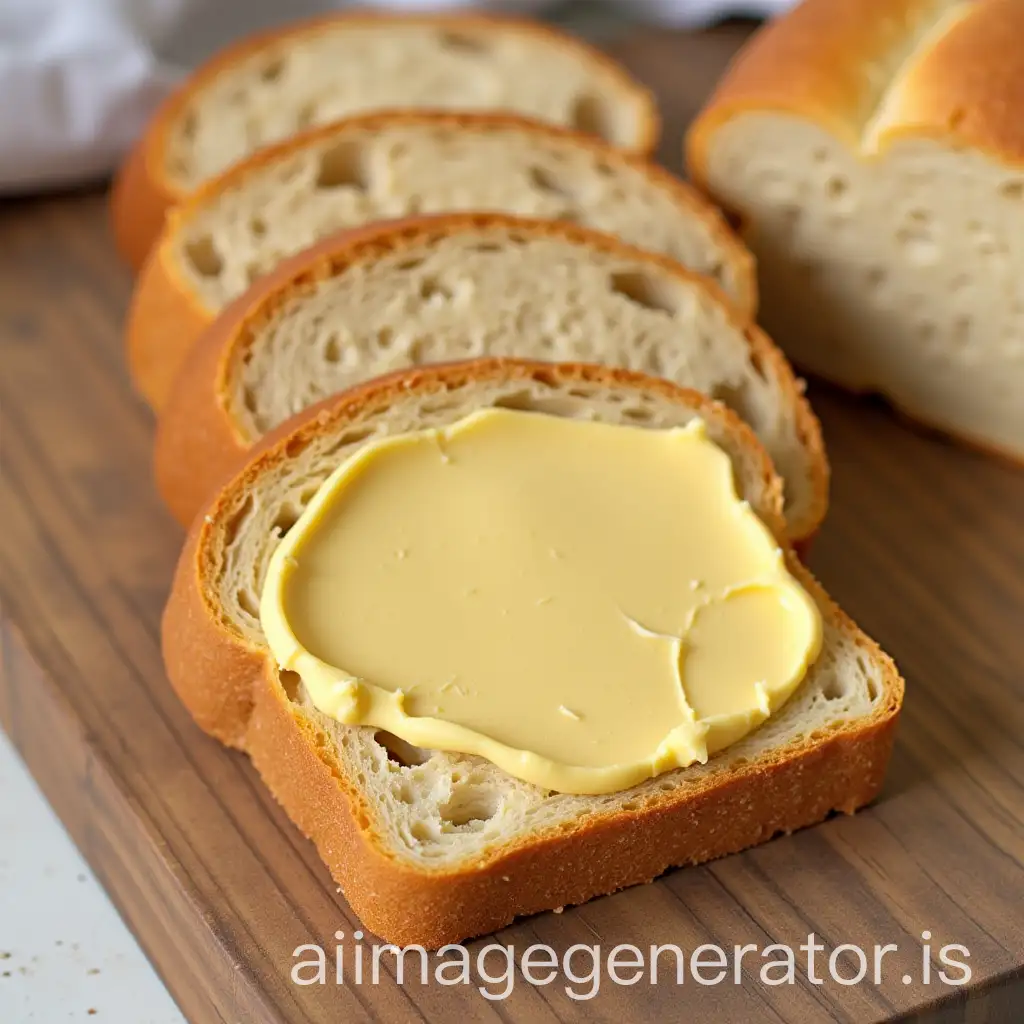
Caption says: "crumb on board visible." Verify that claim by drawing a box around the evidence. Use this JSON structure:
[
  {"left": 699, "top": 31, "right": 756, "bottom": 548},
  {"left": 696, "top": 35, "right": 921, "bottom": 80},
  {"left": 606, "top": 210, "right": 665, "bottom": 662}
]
[{"left": 553, "top": 907, "right": 564, "bottom": 914}]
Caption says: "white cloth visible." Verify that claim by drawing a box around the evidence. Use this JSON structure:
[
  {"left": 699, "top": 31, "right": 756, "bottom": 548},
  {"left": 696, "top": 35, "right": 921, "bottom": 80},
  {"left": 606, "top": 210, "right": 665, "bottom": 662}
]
[{"left": 0, "top": 0, "right": 793, "bottom": 193}]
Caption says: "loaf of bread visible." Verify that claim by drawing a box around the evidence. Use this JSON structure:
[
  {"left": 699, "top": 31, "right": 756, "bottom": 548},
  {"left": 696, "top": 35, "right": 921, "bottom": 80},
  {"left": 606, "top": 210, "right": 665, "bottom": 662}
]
[
  {"left": 688, "top": 0, "right": 1024, "bottom": 460},
  {"left": 154, "top": 214, "right": 825, "bottom": 541},
  {"left": 126, "top": 112, "right": 753, "bottom": 410},
  {"left": 111, "top": 12, "right": 658, "bottom": 268},
  {"left": 162, "top": 357, "right": 903, "bottom": 949}
]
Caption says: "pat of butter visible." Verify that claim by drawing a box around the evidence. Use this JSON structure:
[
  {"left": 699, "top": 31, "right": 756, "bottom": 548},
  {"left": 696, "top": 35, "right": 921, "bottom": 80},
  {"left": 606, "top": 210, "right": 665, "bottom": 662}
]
[{"left": 260, "top": 408, "right": 822, "bottom": 796}]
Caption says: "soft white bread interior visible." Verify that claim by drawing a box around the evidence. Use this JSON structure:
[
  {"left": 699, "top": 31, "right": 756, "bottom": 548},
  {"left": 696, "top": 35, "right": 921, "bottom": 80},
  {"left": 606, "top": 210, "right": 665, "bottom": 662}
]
[
  {"left": 172, "top": 362, "right": 899, "bottom": 889},
  {"left": 164, "top": 17, "right": 656, "bottom": 191},
  {"left": 170, "top": 113, "right": 751, "bottom": 313},
  {"left": 688, "top": 0, "right": 1024, "bottom": 458},
  {"left": 163, "top": 216, "right": 822, "bottom": 539}
]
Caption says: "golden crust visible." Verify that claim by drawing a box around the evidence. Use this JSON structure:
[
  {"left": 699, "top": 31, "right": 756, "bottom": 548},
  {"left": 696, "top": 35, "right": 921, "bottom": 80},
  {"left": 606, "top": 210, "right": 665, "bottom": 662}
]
[
  {"left": 153, "top": 212, "right": 822, "bottom": 538},
  {"left": 161, "top": 357, "right": 902, "bottom": 948},
  {"left": 129, "top": 109, "right": 751, "bottom": 411},
  {"left": 688, "top": 0, "right": 1024, "bottom": 191},
  {"left": 110, "top": 11, "right": 660, "bottom": 271},
  {"left": 109, "top": 124, "right": 179, "bottom": 270},
  {"left": 125, "top": 244, "right": 214, "bottom": 411},
  {"left": 873, "top": 0, "right": 1024, "bottom": 163}
]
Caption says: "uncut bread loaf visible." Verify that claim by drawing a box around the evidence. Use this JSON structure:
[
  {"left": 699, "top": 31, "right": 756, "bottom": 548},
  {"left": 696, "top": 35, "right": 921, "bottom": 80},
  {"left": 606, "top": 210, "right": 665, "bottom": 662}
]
[
  {"left": 162, "top": 358, "right": 903, "bottom": 949},
  {"left": 153, "top": 214, "right": 824, "bottom": 540},
  {"left": 111, "top": 12, "right": 658, "bottom": 268},
  {"left": 687, "top": 0, "right": 1024, "bottom": 460},
  {"left": 125, "top": 112, "right": 753, "bottom": 410}
]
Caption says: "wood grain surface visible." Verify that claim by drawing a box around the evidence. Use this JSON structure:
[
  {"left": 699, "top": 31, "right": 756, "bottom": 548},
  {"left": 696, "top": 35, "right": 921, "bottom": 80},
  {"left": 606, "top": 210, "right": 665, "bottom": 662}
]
[{"left": 1, "top": 22, "right": 1022, "bottom": 1024}]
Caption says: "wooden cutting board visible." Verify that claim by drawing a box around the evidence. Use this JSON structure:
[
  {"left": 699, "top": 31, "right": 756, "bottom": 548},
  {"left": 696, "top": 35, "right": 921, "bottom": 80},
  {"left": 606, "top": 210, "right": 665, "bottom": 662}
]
[{"left": 1, "top": 23, "right": 1022, "bottom": 1024}]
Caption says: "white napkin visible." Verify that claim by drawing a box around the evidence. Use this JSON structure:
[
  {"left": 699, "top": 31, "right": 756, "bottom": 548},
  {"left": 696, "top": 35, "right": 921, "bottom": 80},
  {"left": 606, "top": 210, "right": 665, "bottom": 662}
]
[{"left": 0, "top": 0, "right": 794, "bottom": 193}]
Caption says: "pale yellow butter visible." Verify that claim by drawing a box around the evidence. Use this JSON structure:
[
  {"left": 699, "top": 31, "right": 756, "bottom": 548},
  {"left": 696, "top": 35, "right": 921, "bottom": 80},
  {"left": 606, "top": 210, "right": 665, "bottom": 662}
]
[{"left": 260, "top": 408, "right": 822, "bottom": 795}]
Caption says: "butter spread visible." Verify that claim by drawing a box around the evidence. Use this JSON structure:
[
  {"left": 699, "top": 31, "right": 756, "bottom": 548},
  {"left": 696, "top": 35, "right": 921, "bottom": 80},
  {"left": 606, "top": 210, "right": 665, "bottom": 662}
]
[{"left": 260, "top": 408, "right": 822, "bottom": 796}]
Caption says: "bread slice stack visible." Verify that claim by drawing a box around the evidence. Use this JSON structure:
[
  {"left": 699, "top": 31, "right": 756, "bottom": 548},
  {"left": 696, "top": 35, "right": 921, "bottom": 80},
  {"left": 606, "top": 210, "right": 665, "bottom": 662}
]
[
  {"left": 111, "top": 12, "right": 658, "bottom": 268},
  {"left": 154, "top": 213, "right": 825, "bottom": 541},
  {"left": 688, "top": 0, "right": 1024, "bottom": 460},
  {"left": 106, "top": 9, "right": 905, "bottom": 950},
  {"left": 162, "top": 358, "right": 903, "bottom": 949},
  {"left": 125, "top": 112, "right": 753, "bottom": 409}
]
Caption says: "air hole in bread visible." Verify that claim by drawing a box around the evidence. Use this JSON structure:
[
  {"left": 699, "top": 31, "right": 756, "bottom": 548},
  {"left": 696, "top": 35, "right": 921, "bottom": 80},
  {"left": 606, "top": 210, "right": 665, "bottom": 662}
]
[
  {"left": 528, "top": 165, "right": 573, "bottom": 199},
  {"left": 490, "top": 391, "right": 579, "bottom": 417},
  {"left": 824, "top": 175, "right": 849, "bottom": 199},
  {"left": 323, "top": 334, "right": 341, "bottom": 363},
  {"left": 183, "top": 235, "right": 223, "bottom": 279},
  {"left": 610, "top": 271, "right": 679, "bottom": 316},
  {"left": 260, "top": 56, "right": 286, "bottom": 82},
  {"left": 557, "top": 210, "right": 583, "bottom": 224},
  {"left": 571, "top": 93, "right": 618, "bottom": 144},
  {"left": 491, "top": 390, "right": 536, "bottom": 412},
  {"left": 623, "top": 406, "right": 654, "bottom": 424},
  {"left": 236, "top": 589, "right": 259, "bottom": 618},
  {"left": 621, "top": 801, "right": 640, "bottom": 812},
  {"left": 410, "top": 821, "right": 436, "bottom": 843},
  {"left": 866, "top": 677, "right": 881, "bottom": 703},
  {"left": 337, "top": 426, "right": 375, "bottom": 449},
  {"left": 222, "top": 496, "right": 253, "bottom": 546},
  {"left": 395, "top": 257, "right": 425, "bottom": 271},
  {"left": 865, "top": 266, "right": 887, "bottom": 289},
  {"left": 999, "top": 180, "right": 1024, "bottom": 201},
  {"left": 407, "top": 337, "right": 427, "bottom": 362},
  {"left": 279, "top": 670, "right": 301, "bottom": 702},
  {"left": 657, "top": 780, "right": 676, "bottom": 792},
  {"left": 244, "top": 262, "right": 262, "bottom": 286},
  {"left": 273, "top": 506, "right": 300, "bottom": 537},
  {"left": 440, "top": 787, "right": 499, "bottom": 828},
  {"left": 249, "top": 215, "right": 267, "bottom": 238},
  {"left": 315, "top": 140, "right": 370, "bottom": 190},
  {"left": 374, "top": 730, "right": 430, "bottom": 767},
  {"left": 821, "top": 677, "right": 846, "bottom": 701},
  {"left": 180, "top": 111, "right": 198, "bottom": 141},
  {"left": 242, "top": 387, "right": 257, "bottom": 413},
  {"left": 812, "top": 147, "right": 829, "bottom": 164},
  {"left": 296, "top": 101, "right": 317, "bottom": 130},
  {"left": 419, "top": 277, "right": 453, "bottom": 302},
  {"left": 438, "top": 30, "right": 489, "bottom": 54},
  {"left": 709, "top": 382, "right": 749, "bottom": 421},
  {"left": 470, "top": 242, "right": 502, "bottom": 254}
]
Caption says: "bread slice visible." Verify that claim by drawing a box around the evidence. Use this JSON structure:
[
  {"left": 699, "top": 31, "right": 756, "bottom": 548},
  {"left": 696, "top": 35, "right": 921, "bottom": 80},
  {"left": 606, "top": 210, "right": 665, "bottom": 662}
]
[
  {"left": 125, "top": 112, "right": 753, "bottom": 411},
  {"left": 111, "top": 12, "right": 658, "bottom": 268},
  {"left": 687, "top": 0, "right": 1024, "bottom": 460},
  {"left": 153, "top": 214, "right": 823, "bottom": 540},
  {"left": 162, "top": 358, "right": 901, "bottom": 948}
]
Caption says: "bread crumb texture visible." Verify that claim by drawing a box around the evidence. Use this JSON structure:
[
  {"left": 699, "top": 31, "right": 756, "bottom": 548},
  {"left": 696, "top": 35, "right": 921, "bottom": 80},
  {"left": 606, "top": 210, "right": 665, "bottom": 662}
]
[
  {"left": 165, "top": 22, "right": 651, "bottom": 188},
  {"left": 173, "top": 121, "right": 739, "bottom": 311}
]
